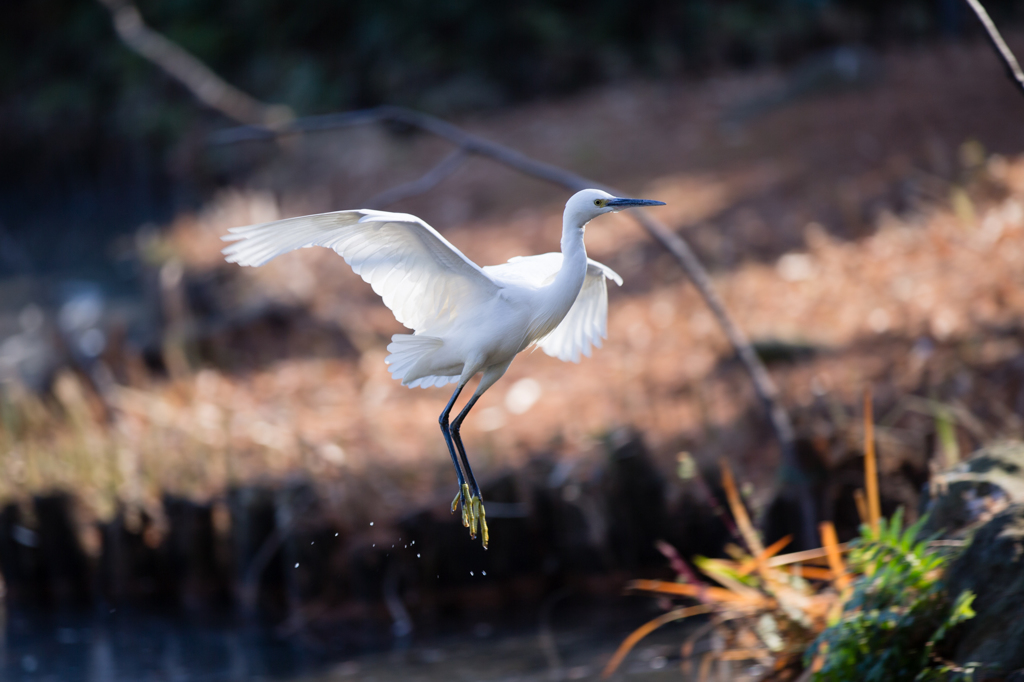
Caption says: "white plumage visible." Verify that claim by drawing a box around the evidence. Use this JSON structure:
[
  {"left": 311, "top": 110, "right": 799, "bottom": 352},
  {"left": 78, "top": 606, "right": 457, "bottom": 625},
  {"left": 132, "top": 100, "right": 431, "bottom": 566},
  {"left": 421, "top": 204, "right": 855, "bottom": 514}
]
[
  {"left": 486, "top": 253, "right": 622, "bottom": 363},
  {"left": 222, "top": 208, "right": 497, "bottom": 335},
  {"left": 223, "top": 188, "right": 664, "bottom": 546}
]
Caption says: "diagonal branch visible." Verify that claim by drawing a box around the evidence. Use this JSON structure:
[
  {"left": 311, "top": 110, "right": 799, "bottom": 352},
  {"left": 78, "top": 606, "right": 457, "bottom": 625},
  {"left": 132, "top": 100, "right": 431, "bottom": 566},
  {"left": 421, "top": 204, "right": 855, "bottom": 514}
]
[
  {"left": 963, "top": 0, "right": 1024, "bottom": 98},
  {"left": 97, "top": 0, "right": 292, "bottom": 127},
  {"left": 365, "top": 148, "right": 469, "bottom": 209}
]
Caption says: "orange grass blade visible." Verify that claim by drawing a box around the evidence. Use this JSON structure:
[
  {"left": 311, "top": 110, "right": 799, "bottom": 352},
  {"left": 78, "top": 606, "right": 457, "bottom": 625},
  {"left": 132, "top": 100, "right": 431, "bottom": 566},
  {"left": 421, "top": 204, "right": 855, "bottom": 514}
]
[
  {"left": 627, "top": 579, "right": 771, "bottom": 607},
  {"left": 737, "top": 535, "right": 792, "bottom": 576},
  {"left": 720, "top": 461, "right": 765, "bottom": 556},
  {"left": 719, "top": 648, "right": 771, "bottom": 661},
  {"left": 781, "top": 565, "right": 834, "bottom": 581},
  {"left": 766, "top": 544, "right": 850, "bottom": 568},
  {"left": 761, "top": 534, "right": 792, "bottom": 560},
  {"left": 600, "top": 604, "right": 716, "bottom": 678},
  {"left": 853, "top": 488, "right": 869, "bottom": 526},
  {"left": 864, "top": 389, "right": 881, "bottom": 532},
  {"left": 696, "top": 560, "right": 773, "bottom": 603},
  {"left": 819, "top": 522, "right": 850, "bottom": 592}
]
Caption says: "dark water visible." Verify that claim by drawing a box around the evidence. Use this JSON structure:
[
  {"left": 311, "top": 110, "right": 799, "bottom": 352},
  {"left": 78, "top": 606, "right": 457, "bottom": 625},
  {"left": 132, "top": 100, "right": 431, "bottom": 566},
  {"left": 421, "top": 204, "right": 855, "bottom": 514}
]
[
  {"left": 0, "top": 600, "right": 742, "bottom": 682},
  {"left": 1, "top": 608, "right": 335, "bottom": 682}
]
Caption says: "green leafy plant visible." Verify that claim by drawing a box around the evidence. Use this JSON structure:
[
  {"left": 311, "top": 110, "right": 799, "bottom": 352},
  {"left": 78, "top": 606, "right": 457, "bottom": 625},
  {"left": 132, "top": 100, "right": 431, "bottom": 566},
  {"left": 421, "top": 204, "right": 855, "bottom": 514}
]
[{"left": 808, "top": 509, "right": 976, "bottom": 681}]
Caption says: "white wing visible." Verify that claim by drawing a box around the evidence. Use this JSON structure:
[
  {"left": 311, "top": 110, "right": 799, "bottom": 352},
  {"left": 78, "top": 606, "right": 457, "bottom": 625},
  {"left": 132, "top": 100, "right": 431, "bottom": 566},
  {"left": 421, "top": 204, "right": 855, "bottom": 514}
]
[
  {"left": 222, "top": 209, "right": 500, "bottom": 334},
  {"left": 486, "top": 253, "right": 622, "bottom": 363}
]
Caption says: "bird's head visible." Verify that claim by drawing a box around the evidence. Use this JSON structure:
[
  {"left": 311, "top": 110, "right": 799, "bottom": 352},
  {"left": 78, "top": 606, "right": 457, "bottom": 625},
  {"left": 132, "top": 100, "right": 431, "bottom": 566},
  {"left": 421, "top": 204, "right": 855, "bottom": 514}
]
[{"left": 565, "top": 189, "right": 666, "bottom": 228}]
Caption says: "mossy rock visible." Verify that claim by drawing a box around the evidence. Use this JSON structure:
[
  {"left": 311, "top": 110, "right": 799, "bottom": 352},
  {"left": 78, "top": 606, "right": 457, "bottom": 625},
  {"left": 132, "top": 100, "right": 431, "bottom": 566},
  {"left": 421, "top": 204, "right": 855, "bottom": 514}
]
[
  {"left": 945, "top": 503, "right": 1024, "bottom": 676},
  {"left": 920, "top": 441, "right": 1024, "bottom": 537}
]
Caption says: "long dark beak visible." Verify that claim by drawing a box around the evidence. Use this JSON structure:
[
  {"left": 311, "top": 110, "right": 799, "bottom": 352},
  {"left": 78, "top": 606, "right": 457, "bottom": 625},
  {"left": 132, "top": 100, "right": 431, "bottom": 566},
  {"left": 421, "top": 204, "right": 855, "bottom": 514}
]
[{"left": 606, "top": 197, "right": 666, "bottom": 209}]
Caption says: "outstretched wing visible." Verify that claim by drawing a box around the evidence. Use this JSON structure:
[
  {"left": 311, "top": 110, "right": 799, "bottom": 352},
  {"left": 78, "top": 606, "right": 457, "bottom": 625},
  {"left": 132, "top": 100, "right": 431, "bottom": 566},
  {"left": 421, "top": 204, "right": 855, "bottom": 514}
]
[
  {"left": 540, "top": 259, "right": 622, "bottom": 363},
  {"left": 222, "top": 209, "right": 500, "bottom": 334},
  {"left": 489, "top": 253, "right": 622, "bottom": 363}
]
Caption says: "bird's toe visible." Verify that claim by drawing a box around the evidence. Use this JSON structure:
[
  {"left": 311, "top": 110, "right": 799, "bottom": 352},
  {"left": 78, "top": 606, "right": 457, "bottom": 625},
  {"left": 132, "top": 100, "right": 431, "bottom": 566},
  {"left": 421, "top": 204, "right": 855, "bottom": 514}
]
[
  {"left": 479, "top": 503, "right": 489, "bottom": 549},
  {"left": 468, "top": 495, "right": 481, "bottom": 539},
  {"left": 471, "top": 496, "right": 482, "bottom": 536},
  {"left": 460, "top": 483, "right": 472, "bottom": 529}
]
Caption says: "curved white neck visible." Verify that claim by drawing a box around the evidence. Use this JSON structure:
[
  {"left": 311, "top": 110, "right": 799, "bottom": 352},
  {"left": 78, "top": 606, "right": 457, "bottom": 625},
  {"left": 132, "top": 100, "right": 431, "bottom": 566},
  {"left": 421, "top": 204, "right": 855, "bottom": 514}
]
[
  {"left": 537, "top": 216, "right": 589, "bottom": 325},
  {"left": 558, "top": 218, "right": 588, "bottom": 286}
]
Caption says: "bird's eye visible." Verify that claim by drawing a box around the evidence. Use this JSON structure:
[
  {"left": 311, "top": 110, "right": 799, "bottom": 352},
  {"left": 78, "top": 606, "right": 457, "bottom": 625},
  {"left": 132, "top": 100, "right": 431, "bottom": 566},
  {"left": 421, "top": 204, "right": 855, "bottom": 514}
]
[{"left": 594, "top": 199, "right": 603, "bottom": 207}]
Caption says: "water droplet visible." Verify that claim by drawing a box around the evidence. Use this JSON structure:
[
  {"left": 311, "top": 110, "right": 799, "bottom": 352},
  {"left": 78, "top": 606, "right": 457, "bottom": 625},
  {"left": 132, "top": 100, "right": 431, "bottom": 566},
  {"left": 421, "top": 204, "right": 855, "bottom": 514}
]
[
  {"left": 470, "top": 571, "right": 474, "bottom": 576},
  {"left": 335, "top": 532, "right": 339, "bottom": 537},
  {"left": 417, "top": 553, "right": 421, "bottom": 558},
  {"left": 482, "top": 570, "right": 487, "bottom": 576},
  {"left": 294, "top": 563, "right": 299, "bottom": 568},
  {"left": 370, "top": 521, "right": 374, "bottom": 526}
]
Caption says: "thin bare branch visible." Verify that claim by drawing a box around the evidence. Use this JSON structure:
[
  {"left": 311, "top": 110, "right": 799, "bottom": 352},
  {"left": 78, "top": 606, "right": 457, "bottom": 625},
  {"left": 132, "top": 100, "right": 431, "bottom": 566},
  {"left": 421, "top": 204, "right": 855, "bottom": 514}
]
[
  {"left": 97, "top": 0, "right": 292, "bottom": 127},
  {"left": 365, "top": 148, "right": 469, "bottom": 209},
  {"left": 963, "top": 0, "right": 1024, "bottom": 98}
]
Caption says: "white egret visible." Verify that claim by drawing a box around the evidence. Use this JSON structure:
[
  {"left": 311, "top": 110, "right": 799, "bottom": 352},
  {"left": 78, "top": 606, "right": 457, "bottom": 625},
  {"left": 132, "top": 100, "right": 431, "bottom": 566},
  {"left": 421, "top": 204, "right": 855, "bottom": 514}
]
[{"left": 222, "top": 188, "right": 665, "bottom": 547}]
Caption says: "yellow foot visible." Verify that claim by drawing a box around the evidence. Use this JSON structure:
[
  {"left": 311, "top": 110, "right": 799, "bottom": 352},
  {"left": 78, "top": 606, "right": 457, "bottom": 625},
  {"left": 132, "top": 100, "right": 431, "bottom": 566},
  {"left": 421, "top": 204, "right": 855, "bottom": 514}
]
[{"left": 451, "top": 487, "right": 489, "bottom": 548}]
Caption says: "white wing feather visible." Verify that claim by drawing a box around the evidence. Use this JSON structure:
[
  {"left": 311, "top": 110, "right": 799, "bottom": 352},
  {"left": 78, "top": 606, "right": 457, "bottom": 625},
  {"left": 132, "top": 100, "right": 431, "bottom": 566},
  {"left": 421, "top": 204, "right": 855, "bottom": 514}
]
[
  {"left": 486, "top": 253, "right": 622, "bottom": 363},
  {"left": 222, "top": 209, "right": 500, "bottom": 334}
]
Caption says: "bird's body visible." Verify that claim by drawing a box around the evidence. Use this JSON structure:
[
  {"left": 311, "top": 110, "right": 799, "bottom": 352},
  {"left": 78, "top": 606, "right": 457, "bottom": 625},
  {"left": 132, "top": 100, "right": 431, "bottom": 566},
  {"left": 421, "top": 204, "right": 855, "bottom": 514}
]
[{"left": 223, "top": 189, "right": 664, "bottom": 546}]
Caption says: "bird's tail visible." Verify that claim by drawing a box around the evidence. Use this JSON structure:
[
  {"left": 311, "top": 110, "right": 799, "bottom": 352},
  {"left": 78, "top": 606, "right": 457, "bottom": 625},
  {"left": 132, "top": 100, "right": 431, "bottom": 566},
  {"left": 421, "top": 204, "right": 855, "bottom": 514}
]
[{"left": 385, "top": 334, "right": 456, "bottom": 388}]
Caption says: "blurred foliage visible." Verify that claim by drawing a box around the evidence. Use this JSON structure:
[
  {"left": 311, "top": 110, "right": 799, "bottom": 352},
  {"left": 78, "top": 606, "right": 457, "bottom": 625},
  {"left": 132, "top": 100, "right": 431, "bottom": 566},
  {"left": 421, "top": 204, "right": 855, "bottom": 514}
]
[
  {"left": 3, "top": 0, "right": 1024, "bottom": 184},
  {"left": 809, "top": 509, "right": 976, "bottom": 681}
]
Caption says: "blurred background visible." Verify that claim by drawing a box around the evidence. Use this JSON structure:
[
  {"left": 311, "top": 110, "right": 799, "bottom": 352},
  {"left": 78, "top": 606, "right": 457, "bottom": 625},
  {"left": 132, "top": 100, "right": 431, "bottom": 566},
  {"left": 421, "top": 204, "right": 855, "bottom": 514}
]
[{"left": 4, "top": 0, "right": 1024, "bottom": 679}]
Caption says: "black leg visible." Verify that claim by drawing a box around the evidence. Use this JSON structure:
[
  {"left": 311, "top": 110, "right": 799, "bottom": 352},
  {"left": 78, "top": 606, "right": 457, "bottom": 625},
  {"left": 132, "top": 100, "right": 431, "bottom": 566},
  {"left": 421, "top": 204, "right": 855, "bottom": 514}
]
[
  {"left": 439, "top": 383, "right": 466, "bottom": 495},
  {"left": 451, "top": 393, "right": 489, "bottom": 547},
  {"left": 451, "top": 394, "right": 482, "bottom": 498}
]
